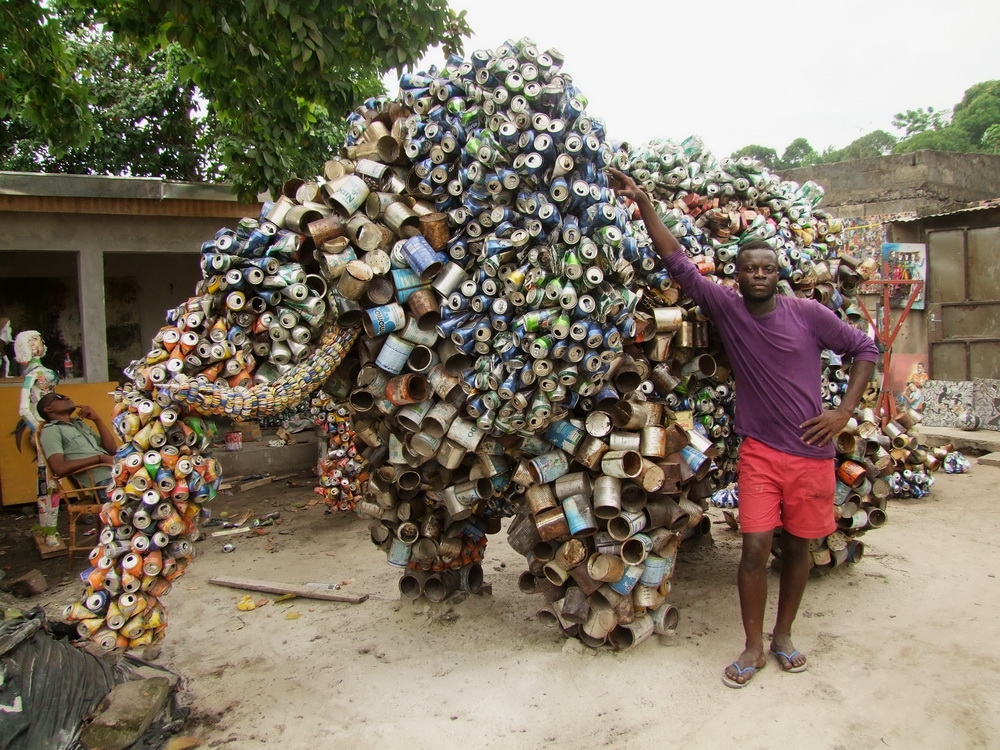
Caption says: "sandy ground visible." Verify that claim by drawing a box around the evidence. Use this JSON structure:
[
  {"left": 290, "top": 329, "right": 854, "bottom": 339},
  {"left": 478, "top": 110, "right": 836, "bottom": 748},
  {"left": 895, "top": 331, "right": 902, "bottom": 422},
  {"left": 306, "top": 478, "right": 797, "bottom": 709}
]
[{"left": 13, "top": 460, "right": 1000, "bottom": 749}]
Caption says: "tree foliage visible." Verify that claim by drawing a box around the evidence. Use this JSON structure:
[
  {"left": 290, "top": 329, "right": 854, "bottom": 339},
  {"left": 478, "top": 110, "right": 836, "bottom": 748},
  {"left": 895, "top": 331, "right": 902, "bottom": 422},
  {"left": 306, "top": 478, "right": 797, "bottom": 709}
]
[
  {"left": 893, "top": 127, "right": 974, "bottom": 154},
  {"left": 894, "top": 81, "right": 1000, "bottom": 157},
  {"left": 742, "top": 132, "right": 896, "bottom": 170},
  {"left": 2, "top": 31, "right": 209, "bottom": 179},
  {"left": 950, "top": 80, "right": 1000, "bottom": 143},
  {"left": 3, "top": 0, "right": 471, "bottom": 198},
  {"left": 80, "top": 0, "right": 471, "bottom": 198},
  {"left": 778, "top": 138, "right": 817, "bottom": 169},
  {"left": 892, "top": 106, "right": 949, "bottom": 138},
  {"left": 836, "top": 130, "right": 898, "bottom": 160},
  {"left": 982, "top": 124, "right": 1000, "bottom": 154},
  {"left": 786, "top": 130, "right": 897, "bottom": 165},
  {"left": 0, "top": 1, "right": 93, "bottom": 150}
]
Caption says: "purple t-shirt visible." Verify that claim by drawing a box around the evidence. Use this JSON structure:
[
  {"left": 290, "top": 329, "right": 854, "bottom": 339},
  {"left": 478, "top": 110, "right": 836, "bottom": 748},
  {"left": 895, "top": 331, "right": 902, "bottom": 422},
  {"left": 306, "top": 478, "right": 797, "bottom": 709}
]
[{"left": 663, "top": 250, "right": 880, "bottom": 459}]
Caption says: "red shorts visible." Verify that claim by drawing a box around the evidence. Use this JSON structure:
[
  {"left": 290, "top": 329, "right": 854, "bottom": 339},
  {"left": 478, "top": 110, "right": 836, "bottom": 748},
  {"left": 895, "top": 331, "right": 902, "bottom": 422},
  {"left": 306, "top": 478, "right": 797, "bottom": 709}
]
[{"left": 737, "top": 437, "right": 836, "bottom": 538}]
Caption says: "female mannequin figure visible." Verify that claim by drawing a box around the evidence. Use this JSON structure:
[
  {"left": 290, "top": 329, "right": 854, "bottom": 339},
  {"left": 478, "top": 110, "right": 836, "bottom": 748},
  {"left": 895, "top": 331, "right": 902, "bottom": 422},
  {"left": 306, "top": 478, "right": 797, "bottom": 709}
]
[{"left": 14, "top": 330, "right": 60, "bottom": 545}]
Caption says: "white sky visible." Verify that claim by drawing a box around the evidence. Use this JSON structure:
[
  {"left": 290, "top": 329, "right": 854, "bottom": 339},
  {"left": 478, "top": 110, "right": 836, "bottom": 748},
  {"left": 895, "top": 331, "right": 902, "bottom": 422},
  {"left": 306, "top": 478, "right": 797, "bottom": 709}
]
[{"left": 387, "top": 0, "right": 1000, "bottom": 158}]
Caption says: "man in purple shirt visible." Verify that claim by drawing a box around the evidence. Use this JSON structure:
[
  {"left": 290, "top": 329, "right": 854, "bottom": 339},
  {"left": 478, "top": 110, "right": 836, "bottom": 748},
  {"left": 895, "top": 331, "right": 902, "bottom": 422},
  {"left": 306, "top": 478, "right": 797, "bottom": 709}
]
[{"left": 609, "top": 168, "right": 878, "bottom": 688}]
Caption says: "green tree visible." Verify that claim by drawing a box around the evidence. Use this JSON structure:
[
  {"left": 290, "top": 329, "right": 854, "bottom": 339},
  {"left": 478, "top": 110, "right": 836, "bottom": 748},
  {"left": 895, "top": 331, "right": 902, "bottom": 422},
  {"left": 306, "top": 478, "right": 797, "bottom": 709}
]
[
  {"left": 812, "top": 144, "right": 843, "bottom": 164},
  {"left": 82, "top": 0, "right": 470, "bottom": 199},
  {"left": 777, "top": 137, "right": 817, "bottom": 169},
  {"left": 809, "top": 131, "right": 897, "bottom": 165},
  {"left": 950, "top": 80, "right": 1000, "bottom": 144},
  {"left": 4, "top": 0, "right": 471, "bottom": 199},
  {"left": 838, "top": 130, "right": 897, "bottom": 160},
  {"left": 1, "top": 31, "right": 209, "bottom": 179},
  {"left": 982, "top": 124, "right": 1000, "bottom": 154},
  {"left": 894, "top": 81, "right": 1000, "bottom": 156},
  {"left": 1, "top": 27, "right": 368, "bottom": 183},
  {"left": 730, "top": 144, "right": 779, "bottom": 170},
  {"left": 893, "top": 127, "right": 974, "bottom": 154},
  {"left": 892, "top": 107, "right": 950, "bottom": 138},
  {"left": 0, "top": 0, "right": 94, "bottom": 150}
]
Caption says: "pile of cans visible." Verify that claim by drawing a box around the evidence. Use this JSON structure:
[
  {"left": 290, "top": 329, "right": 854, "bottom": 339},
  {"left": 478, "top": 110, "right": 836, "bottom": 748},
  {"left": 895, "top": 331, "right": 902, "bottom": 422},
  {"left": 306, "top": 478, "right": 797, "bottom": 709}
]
[
  {"left": 308, "top": 390, "right": 370, "bottom": 510},
  {"left": 71, "top": 39, "right": 946, "bottom": 651},
  {"left": 66, "top": 208, "right": 361, "bottom": 650},
  {"left": 814, "top": 406, "right": 943, "bottom": 568},
  {"left": 62, "top": 394, "right": 222, "bottom": 650},
  {"left": 618, "top": 135, "right": 873, "bottom": 296}
]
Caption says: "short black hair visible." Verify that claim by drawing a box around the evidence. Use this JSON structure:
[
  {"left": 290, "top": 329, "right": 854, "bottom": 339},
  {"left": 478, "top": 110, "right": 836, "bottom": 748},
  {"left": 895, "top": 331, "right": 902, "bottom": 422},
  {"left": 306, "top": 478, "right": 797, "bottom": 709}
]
[
  {"left": 736, "top": 239, "right": 778, "bottom": 268},
  {"left": 35, "top": 392, "right": 62, "bottom": 421}
]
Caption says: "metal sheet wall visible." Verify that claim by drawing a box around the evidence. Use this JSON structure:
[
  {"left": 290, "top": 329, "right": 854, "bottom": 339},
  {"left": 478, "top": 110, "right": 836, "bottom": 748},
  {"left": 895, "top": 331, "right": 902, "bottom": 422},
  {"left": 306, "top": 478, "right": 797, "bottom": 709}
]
[{"left": 926, "top": 223, "right": 1000, "bottom": 379}]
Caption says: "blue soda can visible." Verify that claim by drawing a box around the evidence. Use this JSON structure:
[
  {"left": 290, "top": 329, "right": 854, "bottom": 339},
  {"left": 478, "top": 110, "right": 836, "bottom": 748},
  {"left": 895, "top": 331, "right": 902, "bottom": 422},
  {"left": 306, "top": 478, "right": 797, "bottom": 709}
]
[
  {"left": 546, "top": 419, "right": 584, "bottom": 453},
  {"left": 391, "top": 269, "right": 429, "bottom": 302}
]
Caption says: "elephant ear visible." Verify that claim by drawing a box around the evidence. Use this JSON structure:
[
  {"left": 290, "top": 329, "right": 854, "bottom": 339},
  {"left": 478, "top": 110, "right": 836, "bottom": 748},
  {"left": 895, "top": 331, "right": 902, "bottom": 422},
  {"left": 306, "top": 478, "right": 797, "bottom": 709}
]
[{"left": 11, "top": 417, "right": 32, "bottom": 454}]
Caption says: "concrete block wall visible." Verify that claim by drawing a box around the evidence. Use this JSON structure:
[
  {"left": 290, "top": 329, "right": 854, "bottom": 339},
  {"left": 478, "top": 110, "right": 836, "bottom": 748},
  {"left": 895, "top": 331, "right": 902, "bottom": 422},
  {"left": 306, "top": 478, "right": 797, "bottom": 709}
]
[
  {"left": 780, "top": 151, "right": 1000, "bottom": 217},
  {"left": 215, "top": 434, "right": 322, "bottom": 479}
]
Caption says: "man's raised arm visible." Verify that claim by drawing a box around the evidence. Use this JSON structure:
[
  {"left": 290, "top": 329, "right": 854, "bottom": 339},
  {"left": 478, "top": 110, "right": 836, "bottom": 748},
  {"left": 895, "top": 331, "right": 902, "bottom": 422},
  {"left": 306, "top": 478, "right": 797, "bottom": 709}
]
[
  {"left": 607, "top": 168, "right": 727, "bottom": 314},
  {"left": 607, "top": 168, "right": 681, "bottom": 262}
]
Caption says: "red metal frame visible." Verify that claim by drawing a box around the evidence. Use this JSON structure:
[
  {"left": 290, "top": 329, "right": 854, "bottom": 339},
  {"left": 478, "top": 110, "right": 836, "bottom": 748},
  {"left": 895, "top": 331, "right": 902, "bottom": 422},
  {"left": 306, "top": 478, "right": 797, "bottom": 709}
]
[{"left": 856, "top": 266, "right": 924, "bottom": 426}]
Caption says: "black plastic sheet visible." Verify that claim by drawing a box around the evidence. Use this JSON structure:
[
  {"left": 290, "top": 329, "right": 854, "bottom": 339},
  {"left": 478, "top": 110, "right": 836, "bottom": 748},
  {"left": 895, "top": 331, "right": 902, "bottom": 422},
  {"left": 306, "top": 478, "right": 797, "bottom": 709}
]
[{"left": 0, "top": 608, "right": 131, "bottom": 750}]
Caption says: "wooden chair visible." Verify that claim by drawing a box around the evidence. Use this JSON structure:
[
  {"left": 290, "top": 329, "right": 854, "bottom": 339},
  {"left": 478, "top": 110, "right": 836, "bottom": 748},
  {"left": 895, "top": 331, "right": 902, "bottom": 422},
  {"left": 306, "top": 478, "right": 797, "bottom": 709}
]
[{"left": 35, "top": 430, "right": 105, "bottom": 568}]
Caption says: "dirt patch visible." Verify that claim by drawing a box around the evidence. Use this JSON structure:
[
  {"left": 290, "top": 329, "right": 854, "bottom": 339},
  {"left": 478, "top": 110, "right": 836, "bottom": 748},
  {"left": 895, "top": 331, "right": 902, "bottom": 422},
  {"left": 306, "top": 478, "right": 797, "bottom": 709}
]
[
  {"left": 7, "top": 463, "right": 1000, "bottom": 748},
  {"left": 0, "top": 505, "right": 89, "bottom": 590}
]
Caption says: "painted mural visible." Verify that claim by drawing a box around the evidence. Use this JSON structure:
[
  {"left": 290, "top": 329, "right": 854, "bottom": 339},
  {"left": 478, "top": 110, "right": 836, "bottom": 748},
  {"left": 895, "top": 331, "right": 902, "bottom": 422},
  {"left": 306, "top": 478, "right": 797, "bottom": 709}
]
[
  {"left": 921, "top": 380, "right": 974, "bottom": 428},
  {"left": 881, "top": 242, "right": 927, "bottom": 310},
  {"left": 973, "top": 378, "right": 1000, "bottom": 431}
]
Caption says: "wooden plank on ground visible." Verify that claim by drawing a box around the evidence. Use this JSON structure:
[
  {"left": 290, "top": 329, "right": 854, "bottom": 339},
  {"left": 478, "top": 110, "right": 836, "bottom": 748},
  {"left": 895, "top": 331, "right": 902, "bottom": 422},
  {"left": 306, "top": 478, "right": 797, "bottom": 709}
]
[
  {"left": 236, "top": 476, "right": 276, "bottom": 491},
  {"left": 209, "top": 526, "right": 250, "bottom": 537},
  {"left": 235, "top": 471, "right": 300, "bottom": 492},
  {"left": 209, "top": 576, "right": 368, "bottom": 604}
]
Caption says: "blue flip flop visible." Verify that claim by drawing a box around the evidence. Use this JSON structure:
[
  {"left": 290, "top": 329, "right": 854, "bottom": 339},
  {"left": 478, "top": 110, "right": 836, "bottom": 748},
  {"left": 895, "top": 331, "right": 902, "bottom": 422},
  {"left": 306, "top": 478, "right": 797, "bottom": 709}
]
[
  {"left": 722, "top": 660, "right": 764, "bottom": 688},
  {"left": 772, "top": 649, "right": 808, "bottom": 673}
]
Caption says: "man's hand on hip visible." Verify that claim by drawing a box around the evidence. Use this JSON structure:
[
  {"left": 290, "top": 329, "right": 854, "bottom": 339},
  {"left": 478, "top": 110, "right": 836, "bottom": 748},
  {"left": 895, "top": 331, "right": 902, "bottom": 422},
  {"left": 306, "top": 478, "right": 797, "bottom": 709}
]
[{"left": 799, "top": 409, "right": 851, "bottom": 447}]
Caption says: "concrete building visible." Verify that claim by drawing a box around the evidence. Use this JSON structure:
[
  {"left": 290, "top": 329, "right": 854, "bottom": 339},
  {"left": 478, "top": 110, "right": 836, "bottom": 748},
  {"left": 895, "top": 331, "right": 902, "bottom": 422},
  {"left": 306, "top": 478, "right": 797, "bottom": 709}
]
[
  {"left": 0, "top": 173, "right": 269, "bottom": 506},
  {"left": 889, "top": 202, "right": 1000, "bottom": 381},
  {"left": 0, "top": 172, "right": 262, "bottom": 384},
  {"left": 780, "top": 151, "right": 1000, "bottom": 379}
]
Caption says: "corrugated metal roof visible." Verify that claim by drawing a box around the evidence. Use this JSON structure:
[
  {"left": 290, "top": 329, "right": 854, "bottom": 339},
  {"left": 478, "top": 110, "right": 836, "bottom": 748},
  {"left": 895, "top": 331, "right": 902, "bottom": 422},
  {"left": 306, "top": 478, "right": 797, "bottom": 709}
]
[{"left": 894, "top": 198, "right": 1000, "bottom": 222}]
